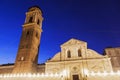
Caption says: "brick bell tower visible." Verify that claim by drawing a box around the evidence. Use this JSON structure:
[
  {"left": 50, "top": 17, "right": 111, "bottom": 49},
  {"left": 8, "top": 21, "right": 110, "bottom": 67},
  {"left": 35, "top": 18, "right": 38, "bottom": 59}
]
[{"left": 12, "top": 6, "right": 43, "bottom": 73}]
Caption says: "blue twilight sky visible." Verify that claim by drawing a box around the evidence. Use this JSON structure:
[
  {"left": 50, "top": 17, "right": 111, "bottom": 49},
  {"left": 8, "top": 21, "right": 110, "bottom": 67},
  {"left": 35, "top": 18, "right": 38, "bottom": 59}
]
[{"left": 0, "top": 0, "right": 120, "bottom": 64}]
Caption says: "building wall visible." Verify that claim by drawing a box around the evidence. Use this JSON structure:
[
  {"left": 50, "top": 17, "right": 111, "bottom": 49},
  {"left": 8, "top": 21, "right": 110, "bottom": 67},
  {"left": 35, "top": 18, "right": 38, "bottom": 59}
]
[
  {"left": 0, "top": 65, "right": 13, "bottom": 74},
  {"left": 37, "top": 64, "right": 45, "bottom": 73},
  {"left": 0, "top": 64, "right": 45, "bottom": 74},
  {"left": 105, "top": 47, "right": 120, "bottom": 71}
]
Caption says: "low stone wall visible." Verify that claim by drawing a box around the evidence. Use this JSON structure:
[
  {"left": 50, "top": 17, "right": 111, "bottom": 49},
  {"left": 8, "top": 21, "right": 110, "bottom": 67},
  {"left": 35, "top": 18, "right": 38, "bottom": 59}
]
[
  {"left": 0, "top": 73, "right": 63, "bottom": 80},
  {"left": 0, "top": 72, "right": 120, "bottom": 80},
  {"left": 0, "top": 77, "right": 63, "bottom": 80},
  {"left": 0, "top": 65, "right": 13, "bottom": 74},
  {"left": 87, "top": 75, "right": 120, "bottom": 80},
  {"left": 87, "top": 72, "right": 120, "bottom": 80},
  {"left": 0, "top": 64, "right": 45, "bottom": 74}
]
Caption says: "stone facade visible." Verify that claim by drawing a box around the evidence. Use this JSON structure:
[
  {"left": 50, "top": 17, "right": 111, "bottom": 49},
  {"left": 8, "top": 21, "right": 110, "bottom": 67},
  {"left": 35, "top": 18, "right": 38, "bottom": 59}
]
[
  {"left": 104, "top": 47, "right": 120, "bottom": 71},
  {"left": 46, "top": 39, "right": 113, "bottom": 80}
]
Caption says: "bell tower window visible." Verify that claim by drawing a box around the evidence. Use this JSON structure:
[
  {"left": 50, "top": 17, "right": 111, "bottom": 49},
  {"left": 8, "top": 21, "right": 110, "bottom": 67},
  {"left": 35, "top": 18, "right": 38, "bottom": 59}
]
[
  {"left": 78, "top": 49, "right": 82, "bottom": 57},
  {"left": 27, "top": 31, "right": 29, "bottom": 35},
  {"left": 37, "top": 19, "right": 40, "bottom": 25},
  {"left": 26, "top": 31, "right": 30, "bottom": 38},
  {"left": 67, "top": 50, "right": 71, "bottom": 58},
  {"left": 36, "top": 32, "right": 39, "bottom": 38},
  {"left": 29, "top": 17, "right": 33, "bottom": 23}
]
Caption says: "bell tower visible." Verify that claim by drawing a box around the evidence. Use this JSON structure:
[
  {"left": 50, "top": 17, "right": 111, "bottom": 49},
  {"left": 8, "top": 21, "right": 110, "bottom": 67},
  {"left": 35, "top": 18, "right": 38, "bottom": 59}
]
[{"left": 12, "top": 6, "right": 43, "bottom": 73}]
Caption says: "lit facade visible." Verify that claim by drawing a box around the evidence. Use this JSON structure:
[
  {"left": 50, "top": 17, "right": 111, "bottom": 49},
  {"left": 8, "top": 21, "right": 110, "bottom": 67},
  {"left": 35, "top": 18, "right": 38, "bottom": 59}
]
[
  {"left": 0, "top": 6, "right": 120, "bottom": 80},
  {"left": 46, "top": 38, "right": 113, "bottom": 80}
]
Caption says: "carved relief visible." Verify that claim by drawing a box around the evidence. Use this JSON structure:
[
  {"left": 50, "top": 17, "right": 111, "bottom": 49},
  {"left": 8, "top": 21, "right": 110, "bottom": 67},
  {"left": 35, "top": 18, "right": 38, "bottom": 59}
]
[{"left": 71, "top": 65, "right": 79, "bottom": 73}]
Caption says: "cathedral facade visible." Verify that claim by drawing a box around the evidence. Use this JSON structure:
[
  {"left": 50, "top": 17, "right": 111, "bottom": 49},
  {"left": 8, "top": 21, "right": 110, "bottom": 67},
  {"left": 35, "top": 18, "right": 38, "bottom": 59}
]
[
  {"left": 46, "top": 38, "right": 113, "bottom": 80},
  {"left": 0, "top": 6, "right": 120, "bottom": 80}
]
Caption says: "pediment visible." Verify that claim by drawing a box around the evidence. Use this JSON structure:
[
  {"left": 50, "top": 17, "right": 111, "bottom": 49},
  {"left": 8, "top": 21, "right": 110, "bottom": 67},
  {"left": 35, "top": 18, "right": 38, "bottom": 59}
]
[{"left": 61, "top": 38, "right": 87, "bottom": 47}]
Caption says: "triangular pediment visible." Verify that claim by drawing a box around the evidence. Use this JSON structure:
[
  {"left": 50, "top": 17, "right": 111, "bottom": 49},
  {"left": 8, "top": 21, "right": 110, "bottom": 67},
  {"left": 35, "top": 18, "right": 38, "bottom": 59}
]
[{"left": 61, "top": 38, "right": 87, "bottom": 47}]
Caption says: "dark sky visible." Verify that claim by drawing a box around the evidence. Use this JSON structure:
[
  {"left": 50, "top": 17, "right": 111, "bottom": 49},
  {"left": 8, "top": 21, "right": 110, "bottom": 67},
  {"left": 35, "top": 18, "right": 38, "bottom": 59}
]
[{"left": 0, "top": 0, "right": 120, "bottom": 64}]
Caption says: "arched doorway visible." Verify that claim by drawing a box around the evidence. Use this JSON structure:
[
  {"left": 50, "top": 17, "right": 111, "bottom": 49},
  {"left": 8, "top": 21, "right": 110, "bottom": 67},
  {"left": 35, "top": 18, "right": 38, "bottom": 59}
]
[
  {"left": 72, "top": 74, "right": 79, "bottom": 80},
  {"left": 71, "top": 66, "right": 81, "bottom": 80}
]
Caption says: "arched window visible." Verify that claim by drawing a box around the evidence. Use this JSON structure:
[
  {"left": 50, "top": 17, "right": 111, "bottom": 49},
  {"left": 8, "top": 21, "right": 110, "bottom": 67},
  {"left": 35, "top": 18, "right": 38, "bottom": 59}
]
[
  {"left": 29, "top": 17, "right": 33, "bottom": 23},
  {"left": 26, "top": 31, "right": 30, "bottom": 37},
  {"left": 36, "top": 32, "right": 39, "bottom": 38},
  {"left": 37, "top": 19, "right": 40, "bottom": 25},
  {"left": 67, "top": 50, "right": 71, "bottom": 58},
  {"left": 27, "top": 31, "right": 29, "bottom": 35},
  {"left": 26, "top": 31, "right": 30, "bottom": 38},
  {"left": 78, "top": 49, "right": 82, "bottom": 57}
]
